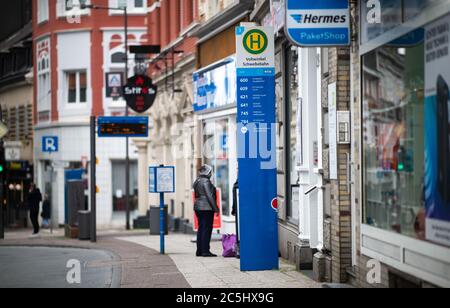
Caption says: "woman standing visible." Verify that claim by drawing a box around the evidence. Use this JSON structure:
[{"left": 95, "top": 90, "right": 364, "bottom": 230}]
[{"left": 193, "top": 165, "right": 220, "bottom": 257}]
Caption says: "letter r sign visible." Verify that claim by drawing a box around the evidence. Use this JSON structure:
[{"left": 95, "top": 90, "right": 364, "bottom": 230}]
[{"left": 42, "top": 136, "right": 59, "bottom": 153}]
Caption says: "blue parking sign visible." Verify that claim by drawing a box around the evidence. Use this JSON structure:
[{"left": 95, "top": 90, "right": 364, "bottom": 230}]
[{"left": 42, "top": 136, "right": 58, "bottom": 153}]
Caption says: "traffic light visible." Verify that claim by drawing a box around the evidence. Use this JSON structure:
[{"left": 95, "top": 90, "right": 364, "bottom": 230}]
[{"left": 0, "top": 145, "right": 4, "bottom": 175}]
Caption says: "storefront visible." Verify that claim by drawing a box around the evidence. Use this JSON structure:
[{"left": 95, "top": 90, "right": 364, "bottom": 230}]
[
  {"left": 193, "top": 57, "right": 238, "bottom": 234},
  {"left": 359, "top": 0, "right": 450, "bottom": 287},
  {"left": 34, "top": 125, "right": 139, "bottom": 228},
  {"left": 252, "top": 1, "right": 324, "bottom": 267}
]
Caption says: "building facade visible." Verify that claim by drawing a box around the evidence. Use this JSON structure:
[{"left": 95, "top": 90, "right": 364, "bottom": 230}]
[
  {"left": 352, "top": 0, "right": 450, "bottom": 288},
  {"left": 0, "top": 0, "right": 34, "bottom": 228},
  {"left": 138, "top": 0, "right": 256, "bottom": 235},
  {"left": 32, "top": 0, "right": 149, "bottom": 227},
  {"left": 190, "top": 0, "right": 254, "bottom": 234},
  {"left": 133, "top": 0, "right": 199, "bottom": 232},
  {"left": 247, "top": 0, "right": 450, "bottom": 288}
]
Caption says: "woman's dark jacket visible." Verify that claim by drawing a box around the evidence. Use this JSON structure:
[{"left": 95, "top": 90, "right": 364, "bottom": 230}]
[
  {"left": 42, "top": 200, "right": 51, "bottom": 219},
  {"left": 193, "top": 175, "right": 219, "bottom": 212}
]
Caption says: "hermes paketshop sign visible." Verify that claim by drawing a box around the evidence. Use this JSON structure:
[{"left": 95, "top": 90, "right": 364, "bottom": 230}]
[{"left": 123, "top": 75, "right": 157, "bottom": 113}]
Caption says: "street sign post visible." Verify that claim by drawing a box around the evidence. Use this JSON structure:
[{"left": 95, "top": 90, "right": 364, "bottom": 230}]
[
  {"left": 236, "top": 25, "right": 279, "bottom": 271},
  {"left": 149, "top": 165, "right": 175, "bottom": 255},
  {"left": 285, "top": 0, "right": 351, "bottom": 47}
]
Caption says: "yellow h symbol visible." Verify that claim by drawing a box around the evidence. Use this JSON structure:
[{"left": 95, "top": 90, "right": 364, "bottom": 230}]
[{"left": 250, "top": 33, "right": 262, "bottom": 50}]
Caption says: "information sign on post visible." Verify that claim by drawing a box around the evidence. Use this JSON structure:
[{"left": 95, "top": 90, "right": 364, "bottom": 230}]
[{"left": 149, "top": 166, "right": 175, "bottom": 255}]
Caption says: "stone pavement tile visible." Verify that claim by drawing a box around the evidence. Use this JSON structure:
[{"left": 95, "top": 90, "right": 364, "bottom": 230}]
[
  {"left": 185, "top": 276, "right": 227, "bottom": 288},
  {"left": 211, "top": 268, "right": 243, "bottom": 278},
  {"left": 119, "top": 234, "right": 322, "bottom": 289},
  {"left": 219, "top": 274, "right": 263, "bottom": 285},
  {"left": 225, "top": 283, "right": 267, "bottom": 289},
  {"left": 247, "top": 270, "right": 299, "bottom": 281}
]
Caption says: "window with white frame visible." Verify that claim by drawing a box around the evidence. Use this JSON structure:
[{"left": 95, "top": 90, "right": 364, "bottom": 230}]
[
  {"left": 65, "top": 0, "right": 88, "bottom": 10},
  {"left": 57, "top": 0, "right": 90, "bottom": 17},
  {"left": 111, "top": 0, "right": 147, "bottom": 14},
  {"left": 38, "top": 0, "right": 49, "bottom": 23},
  {"left": 65, "top": 71, "right": 87, "bottom": 104},
  {"left": 37, "top": 56, "right": 51, "bottom": 111}
]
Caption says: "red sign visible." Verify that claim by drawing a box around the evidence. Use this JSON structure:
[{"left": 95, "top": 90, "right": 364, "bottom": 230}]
[
  {"left": 271, "top": 197, "right": 278, "bottom": 212},
  {"left": 193, "top": 188, "right": 222, "bottom": 231}
]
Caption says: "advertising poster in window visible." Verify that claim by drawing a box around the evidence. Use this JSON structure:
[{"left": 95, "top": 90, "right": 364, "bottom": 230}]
[{"left": 425, "top": 14, "right": 450, "bottom": 247}]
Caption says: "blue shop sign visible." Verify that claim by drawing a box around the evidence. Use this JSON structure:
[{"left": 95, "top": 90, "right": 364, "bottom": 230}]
[
  {"left": 193, "top": 57, "right": 236, "bottom": 112},
  {"left": 285, "top": 0, "right": 351, "bottom": 47}
]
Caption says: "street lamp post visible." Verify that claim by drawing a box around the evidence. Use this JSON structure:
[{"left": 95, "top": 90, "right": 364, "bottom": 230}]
[{"left": 80, "top": 3, "right": 131, "bottom": 230}]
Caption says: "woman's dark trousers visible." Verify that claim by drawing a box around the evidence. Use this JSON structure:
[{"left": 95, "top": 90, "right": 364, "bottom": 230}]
[{"left": 196, "top": 211, "right": 215, "bottom": 255}]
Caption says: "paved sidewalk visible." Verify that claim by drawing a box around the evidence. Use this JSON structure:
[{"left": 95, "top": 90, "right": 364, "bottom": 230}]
[
  {"left": 119, "top": 234, "right": 321, "bottom": 288},
  {"left": 0, "top": 229, "right": 190, "bottom": 288}
]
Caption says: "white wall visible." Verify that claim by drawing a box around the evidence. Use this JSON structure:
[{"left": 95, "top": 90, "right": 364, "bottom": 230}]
[
  {"left": 57, "top": 31, "right": 92, "bottom": 120},
  {"left": 34, "top": 125, "right": 138, "bottom": 227}
]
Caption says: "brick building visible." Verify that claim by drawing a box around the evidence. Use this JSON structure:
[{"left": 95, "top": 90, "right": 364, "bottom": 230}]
[
  {"left": 32, "top": 0, "right": 149, "bottom": 227},
  {"left": 136, "top": 0, "right": 199, "bottom": 232},
  {"left": 0, "top": 0, "right": 34, "bottom": 228}
]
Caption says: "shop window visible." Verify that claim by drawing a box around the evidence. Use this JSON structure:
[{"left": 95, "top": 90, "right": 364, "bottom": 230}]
[
  {"left": 112, "top": 160, "right": 138, "bottom": 212},
  {"left": 363, "top": 32, "right": 425, "bottom": 239},
  {"left": 202, "top": 118, "right": 231, "bottom": 217},
  {"left": 363, "top": 17, "right": 450, "bottom": 249}
]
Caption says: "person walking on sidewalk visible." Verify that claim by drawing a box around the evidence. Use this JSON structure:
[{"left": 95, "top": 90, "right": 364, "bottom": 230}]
[
  {"left": 41, "top": 194, "right": 51, "bottom": 229},
  {"left": 193, "top": 165, "right": 220, "bottom": 257},
  {"left": 28, "top": 184, "right": 42, "bottom": 236}
]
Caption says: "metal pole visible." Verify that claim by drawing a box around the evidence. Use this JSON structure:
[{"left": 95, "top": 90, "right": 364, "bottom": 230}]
[
  {"left": 124, "top": 7, "right": 131, "bottom": 231},
  {"left": 90, "top": 116, "right": 97, "bottom": 243},
  {"left": 160, "top": 192, "right": 165, "bottom": 254},
  {"left": 0, "top": 106, "right": 4, "bottom": 240},
  {"left": 0, "top": 174, "right": 4, "bottom": 240}
]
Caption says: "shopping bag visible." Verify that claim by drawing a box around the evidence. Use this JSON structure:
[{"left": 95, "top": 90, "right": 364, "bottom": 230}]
[{"left": 222, "top": 234, "right": 237, "bottom": 258}]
